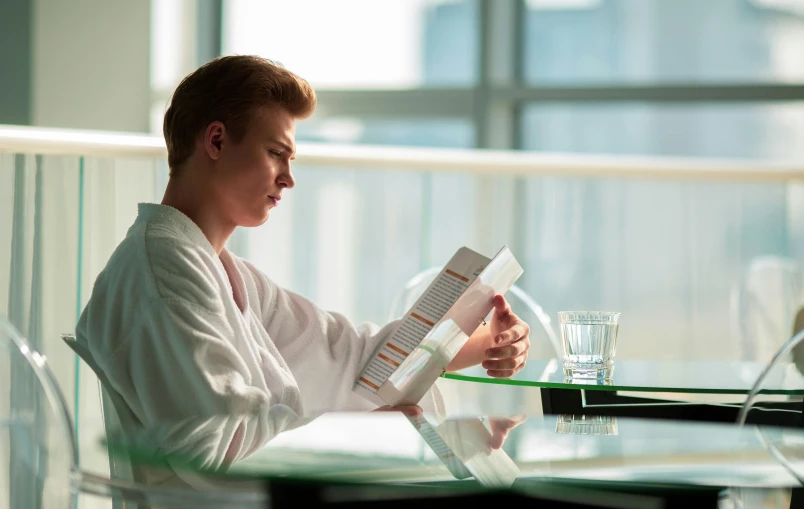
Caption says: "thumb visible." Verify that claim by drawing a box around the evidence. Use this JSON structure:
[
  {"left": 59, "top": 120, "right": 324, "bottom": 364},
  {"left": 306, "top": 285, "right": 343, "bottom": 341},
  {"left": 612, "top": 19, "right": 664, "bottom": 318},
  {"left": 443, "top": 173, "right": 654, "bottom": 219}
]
[{"left": 493, "top": 295, "right": 511, "bottom": 316}]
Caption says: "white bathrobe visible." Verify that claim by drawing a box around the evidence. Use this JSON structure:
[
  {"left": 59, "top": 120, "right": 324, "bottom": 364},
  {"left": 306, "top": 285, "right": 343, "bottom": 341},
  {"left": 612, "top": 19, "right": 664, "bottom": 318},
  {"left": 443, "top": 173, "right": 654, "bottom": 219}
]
[{"left": 74, "top": 203, "right": 404, "bottom": 472}]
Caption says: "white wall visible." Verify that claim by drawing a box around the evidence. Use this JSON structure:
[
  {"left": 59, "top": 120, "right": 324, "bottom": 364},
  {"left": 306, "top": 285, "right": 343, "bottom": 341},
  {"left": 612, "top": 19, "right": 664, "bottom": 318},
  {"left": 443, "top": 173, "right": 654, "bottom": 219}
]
[{"left": 32, "top": 0, "right": 151, "bottom": 132}]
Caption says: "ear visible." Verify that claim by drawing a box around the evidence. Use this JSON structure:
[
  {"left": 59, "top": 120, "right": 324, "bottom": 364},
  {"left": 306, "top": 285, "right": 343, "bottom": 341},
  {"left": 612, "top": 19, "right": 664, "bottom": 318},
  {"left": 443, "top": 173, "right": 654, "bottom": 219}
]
[{"left": 203, "top": 121, "right": 226, "bottom": 161}]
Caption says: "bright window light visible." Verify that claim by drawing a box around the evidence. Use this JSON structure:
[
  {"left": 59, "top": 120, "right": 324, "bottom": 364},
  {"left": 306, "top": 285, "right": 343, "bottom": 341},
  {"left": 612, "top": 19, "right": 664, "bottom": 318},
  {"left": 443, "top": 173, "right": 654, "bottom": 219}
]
[
  {"left": 223, "top": 0, "right": 454, "bottom": 88},
  {"left": 526, "top": 0, "right": 600, "bottom": 10}
]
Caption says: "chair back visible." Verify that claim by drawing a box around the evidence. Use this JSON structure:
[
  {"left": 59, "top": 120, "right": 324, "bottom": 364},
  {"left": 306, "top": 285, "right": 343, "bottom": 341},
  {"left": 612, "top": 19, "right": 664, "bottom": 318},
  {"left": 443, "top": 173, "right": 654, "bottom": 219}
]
[
  {"left": 0, "top": 320, "right": 263, "bottom": 509},
  {"left": 732, "top": 256, "right": 804, "bottom": 362},
  {"left": 389, "top": 267, "right": 561, "bottom": 359},
  {"left": 729, "top": 329, "right": 804, "bottom": 507},
  {"left": 737, "top": 330, "right": 804, "bottom": 479},
  {"left": 61, "top": 334, "right": 268, "bottom": 509},
  {"left": 792, "top": 308, "right": 804, "bottom": 376},
  {"left": 61, "top": 334, "right": 147, "bottom": 509},
  {"left": 1, "top": 317, "right": 78, "bottom": 509}
]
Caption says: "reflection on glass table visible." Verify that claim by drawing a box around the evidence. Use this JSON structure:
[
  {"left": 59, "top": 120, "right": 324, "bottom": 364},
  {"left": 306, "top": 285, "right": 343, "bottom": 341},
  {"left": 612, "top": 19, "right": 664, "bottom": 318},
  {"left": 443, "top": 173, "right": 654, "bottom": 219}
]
[
  {"left": 445, "top": 359, "right": 804, "bottom": 395},
  {"left": 406, "top": 413, "right": 521, "bottom": 487},
  {"left": 446, "top": 359, "right": 804, "bottom": 424},
  {"left": 98, "top": 412, "right": 804, "bottom": 491},
  {"left": 555, "top": 415, "right": 618, "bottom": 436}
]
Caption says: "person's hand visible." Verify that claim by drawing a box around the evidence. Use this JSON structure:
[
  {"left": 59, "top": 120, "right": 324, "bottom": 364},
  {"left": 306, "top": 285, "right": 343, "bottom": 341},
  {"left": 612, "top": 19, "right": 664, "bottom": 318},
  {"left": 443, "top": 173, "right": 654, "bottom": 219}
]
[
  {"left": 372, "top": 405, "right": 423, "bottom": 418},
  {"left": 487, "top": 415, "right": 527, "bottom": 449},
  {"left": 483, "top": 295, "right": 530, "bottom": 378}
]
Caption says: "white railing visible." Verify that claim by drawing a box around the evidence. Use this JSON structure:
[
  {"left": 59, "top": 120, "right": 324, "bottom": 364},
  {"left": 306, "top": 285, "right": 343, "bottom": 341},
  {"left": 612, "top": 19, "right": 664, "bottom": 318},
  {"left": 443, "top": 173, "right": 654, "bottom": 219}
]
[{"left": 2, "top": 123, "right": 804, "bottom": 182}]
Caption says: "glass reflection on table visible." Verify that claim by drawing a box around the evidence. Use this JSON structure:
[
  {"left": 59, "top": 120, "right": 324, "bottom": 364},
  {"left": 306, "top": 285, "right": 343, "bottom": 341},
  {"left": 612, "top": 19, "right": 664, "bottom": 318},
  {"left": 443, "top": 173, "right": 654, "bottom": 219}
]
[
  {"left": 447, "top": 358, "right": 804, "bottom": 395},
  {"left": 99, "top": 409, "right": 527, "bottom": 489},
  {"left": 562, "top": 377, "right": 614, "bottom": 387},
  {"left": 96, "top": 409, "right": 804, "bottom": 491},
  {"left": 555, "top": 415, "right": 618, "bottom": 436}
]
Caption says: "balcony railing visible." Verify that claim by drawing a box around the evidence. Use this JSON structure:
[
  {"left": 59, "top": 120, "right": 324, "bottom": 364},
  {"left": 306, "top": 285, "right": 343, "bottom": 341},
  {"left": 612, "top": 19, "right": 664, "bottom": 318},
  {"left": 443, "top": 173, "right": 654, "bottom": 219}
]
[{"left": 3, "top": 124, "right": 804, "bottom": 181}]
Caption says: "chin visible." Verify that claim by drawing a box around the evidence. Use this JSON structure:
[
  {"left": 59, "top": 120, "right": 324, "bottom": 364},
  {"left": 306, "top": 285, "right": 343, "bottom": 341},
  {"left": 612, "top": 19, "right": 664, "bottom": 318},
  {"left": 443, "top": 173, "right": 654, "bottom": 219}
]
[
  {"left": 236, "top": 210, "right": 270, "bottom": 228},
  {"left": 251, "top": 214, "right": 271, "bottom": 227},
  {"left": 256, "top": 209, "right": 272, "bottom": 226}
]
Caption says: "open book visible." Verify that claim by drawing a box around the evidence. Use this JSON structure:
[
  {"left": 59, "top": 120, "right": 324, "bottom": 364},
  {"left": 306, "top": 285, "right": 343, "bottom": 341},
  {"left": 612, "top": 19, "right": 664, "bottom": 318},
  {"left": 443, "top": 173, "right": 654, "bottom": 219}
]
[{"left": 353, "top": 245, "right": 523, "bottom": 407}]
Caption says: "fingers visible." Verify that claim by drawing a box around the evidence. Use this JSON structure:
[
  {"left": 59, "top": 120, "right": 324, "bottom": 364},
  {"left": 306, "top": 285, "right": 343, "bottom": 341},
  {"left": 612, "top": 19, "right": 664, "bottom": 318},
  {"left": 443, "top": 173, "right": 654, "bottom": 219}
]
[
  {"left": 400, "top": 405, "right": 423, "bottom": 418},
  {"left": 487, "top": 416, "right": 526, "bottom": 449},
  {"left": 494, "top": 416, "right": 527, "bottom": 430},
  {"left": 492, "top": 294, "right": 511, "bottom": 316},
  {"left": 489, "top": 417, "right": 523, "bottom": 434},
  {"left": 486, "top": 338, "right": 529, "bottom": 360},
  {"left": 488, "top": 429, "right": 507, "bottom": 450},
  {"left": 494, "top": 322, "right": 530, "bottom": 346},
  {"left": 486, "top": 352, "right": 527, "bottom": 377},
  {"left": 483, "top": 353, "right": 527, "bottom": 371},
  {"left": 372, "top": 404, "right": 423, "bottom": 417},
  {"left": 487, "top": 369, "right": 517, "bottom": 378},
  {"left": 485, "top": 325, "right": 530, "bottom": 374}
]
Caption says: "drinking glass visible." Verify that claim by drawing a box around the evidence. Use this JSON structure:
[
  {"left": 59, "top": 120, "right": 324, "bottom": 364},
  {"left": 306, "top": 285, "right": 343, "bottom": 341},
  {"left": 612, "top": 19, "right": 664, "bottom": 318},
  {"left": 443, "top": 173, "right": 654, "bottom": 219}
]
[{"left": 558, "top": 311, "right": 620, "bottom": 379}]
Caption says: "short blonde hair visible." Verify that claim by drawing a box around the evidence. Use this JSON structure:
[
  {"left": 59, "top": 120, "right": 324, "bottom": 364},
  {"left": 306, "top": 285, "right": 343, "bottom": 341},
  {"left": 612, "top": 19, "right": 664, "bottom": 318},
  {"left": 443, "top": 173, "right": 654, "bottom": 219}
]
[{"left": 163, "top": 55, "right": 316, "bottom": 172}]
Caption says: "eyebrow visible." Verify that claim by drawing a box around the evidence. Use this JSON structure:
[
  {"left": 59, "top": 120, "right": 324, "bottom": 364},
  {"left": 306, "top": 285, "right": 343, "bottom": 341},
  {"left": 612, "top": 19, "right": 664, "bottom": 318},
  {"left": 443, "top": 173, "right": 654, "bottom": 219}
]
[{"left": 273, "top": 139, "right": 296, "bottom": 160}]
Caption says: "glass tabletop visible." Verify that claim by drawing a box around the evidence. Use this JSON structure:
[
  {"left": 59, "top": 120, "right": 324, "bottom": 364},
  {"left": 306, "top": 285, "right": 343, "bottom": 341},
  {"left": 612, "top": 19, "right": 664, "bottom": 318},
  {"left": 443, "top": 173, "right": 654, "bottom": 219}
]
[
  {"left": 444, "top": 358, "right": 804, "bottom": 395},
  {"left": 98, "top": 411, "right": 804, "bottom": 490}
]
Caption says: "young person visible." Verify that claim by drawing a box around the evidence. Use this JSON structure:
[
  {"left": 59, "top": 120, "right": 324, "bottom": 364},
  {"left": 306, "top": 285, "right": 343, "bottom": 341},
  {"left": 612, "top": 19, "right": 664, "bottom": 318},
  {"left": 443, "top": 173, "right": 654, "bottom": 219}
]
[{"left": 72, "top": 56, "right": 530, "bottom": 470}]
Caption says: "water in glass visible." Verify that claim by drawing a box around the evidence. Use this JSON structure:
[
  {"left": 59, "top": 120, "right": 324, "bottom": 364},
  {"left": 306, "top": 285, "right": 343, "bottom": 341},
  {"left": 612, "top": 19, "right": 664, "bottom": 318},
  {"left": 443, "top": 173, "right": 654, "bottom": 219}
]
[{"left": 559, "top": 311, "right": 620, "bottom": 379}]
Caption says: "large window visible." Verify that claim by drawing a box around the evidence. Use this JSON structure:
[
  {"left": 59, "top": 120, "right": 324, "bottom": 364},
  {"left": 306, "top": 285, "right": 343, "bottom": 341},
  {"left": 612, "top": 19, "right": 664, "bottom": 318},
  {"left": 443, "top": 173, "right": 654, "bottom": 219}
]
[
  {"left": 222, "top": 0, "right": 480, "bottom": 148},
  {"left": 523, "top": 0, "right": 804, "bottom": 84},
  {"left": 200, "top": 0, "right": 804, "bottom": 360},
  {"left": 150, "top": 0, "right": 804, "bottom": 153},
  {"left": 296, "top": 117, "right": 475, "bottom": 147},
  {"left": 223, "top": 0, "right": 479, "bottom": 89}
]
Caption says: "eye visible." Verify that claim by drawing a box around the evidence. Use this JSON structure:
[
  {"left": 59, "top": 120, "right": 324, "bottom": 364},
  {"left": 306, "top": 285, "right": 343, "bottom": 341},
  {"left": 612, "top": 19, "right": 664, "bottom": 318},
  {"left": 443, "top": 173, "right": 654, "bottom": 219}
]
[{"left": 268, "top": 149, "right": 282, "bottom": 158}]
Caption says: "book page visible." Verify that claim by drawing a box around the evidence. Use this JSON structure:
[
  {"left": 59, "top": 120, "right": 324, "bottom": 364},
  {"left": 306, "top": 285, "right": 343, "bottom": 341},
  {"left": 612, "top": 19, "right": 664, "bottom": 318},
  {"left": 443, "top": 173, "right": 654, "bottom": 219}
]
[
  {"left": 354, "top": 247, "right": 491, "bottom": 405},
  {"left": 377, "top": 246, "right": 523, "bottom": 406}
]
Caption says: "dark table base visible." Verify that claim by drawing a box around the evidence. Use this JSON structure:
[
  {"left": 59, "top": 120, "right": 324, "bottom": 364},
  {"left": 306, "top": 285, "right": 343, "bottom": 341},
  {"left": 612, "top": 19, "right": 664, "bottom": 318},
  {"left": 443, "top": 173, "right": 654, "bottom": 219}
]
[
  {"left": 267, "top": 478, "right": 723, "bottom": 509},
  {"left": 540, "top": 387, "right": 804, "bottom": 427},
  {"left": 540, "top": 387, "right": 804, "bottom": 509}
]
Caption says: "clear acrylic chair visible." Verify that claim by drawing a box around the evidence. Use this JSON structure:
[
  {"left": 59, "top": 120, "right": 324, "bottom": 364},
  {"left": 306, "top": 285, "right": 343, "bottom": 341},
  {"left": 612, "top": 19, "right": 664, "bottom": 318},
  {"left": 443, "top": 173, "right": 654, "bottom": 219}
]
[
  {"left": 62, "top": 333, "right": 144, "bottom": 509},
  {"left": 731, "top": 256, "right": 804, "bottom": 363},
  {"left": 726, "top": 329, "right": 804, "bottom": 508},
  {"left": 59, "top": 332, "right": 268, "bottom": 509},
  {"left": 1, "top": 317, "right": 79, "bottom": 509},
  {"left": 388, "top": 266, "right": 561, "bottom": 360},
  {"left": 1, "top": 316, "right": 267, "bottom": 509},
  {"left": 61, "top": 334, "right": 140, "bottom": 502}
]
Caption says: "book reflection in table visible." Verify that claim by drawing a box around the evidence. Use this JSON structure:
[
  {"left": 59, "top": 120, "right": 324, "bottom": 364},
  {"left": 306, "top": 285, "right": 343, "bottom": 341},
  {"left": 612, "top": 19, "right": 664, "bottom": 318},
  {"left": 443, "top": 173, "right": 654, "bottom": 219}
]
[{"left": 407, "top": 412, "right": 524, "bottom": 487}]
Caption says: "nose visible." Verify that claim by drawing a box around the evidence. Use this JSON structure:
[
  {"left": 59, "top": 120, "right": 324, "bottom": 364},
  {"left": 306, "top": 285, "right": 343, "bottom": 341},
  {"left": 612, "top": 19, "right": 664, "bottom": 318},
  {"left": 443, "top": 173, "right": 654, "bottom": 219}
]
[{"left": 278, "top": 163, "right": 295, "bottom": 189}]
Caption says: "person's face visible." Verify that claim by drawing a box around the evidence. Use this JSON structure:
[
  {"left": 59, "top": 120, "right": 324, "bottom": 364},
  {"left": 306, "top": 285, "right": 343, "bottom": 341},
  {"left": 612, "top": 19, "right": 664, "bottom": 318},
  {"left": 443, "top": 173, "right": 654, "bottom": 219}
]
[{"left": 209, "top": 104, "right": 297, "bottom": 227}]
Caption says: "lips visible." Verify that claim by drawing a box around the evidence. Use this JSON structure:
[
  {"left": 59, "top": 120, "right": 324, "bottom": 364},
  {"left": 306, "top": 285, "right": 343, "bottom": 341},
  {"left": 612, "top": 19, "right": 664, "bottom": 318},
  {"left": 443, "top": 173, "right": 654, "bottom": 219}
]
[{"left": 269, "top": 195, "right": 281, "bottom": 206}]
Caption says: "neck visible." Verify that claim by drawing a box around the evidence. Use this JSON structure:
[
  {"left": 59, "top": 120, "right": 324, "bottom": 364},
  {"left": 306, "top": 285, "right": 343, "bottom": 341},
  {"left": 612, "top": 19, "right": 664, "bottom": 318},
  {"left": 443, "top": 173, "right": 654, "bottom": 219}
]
[{"left": 161, "top": 176, "right": 234, "bottom": 255}]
